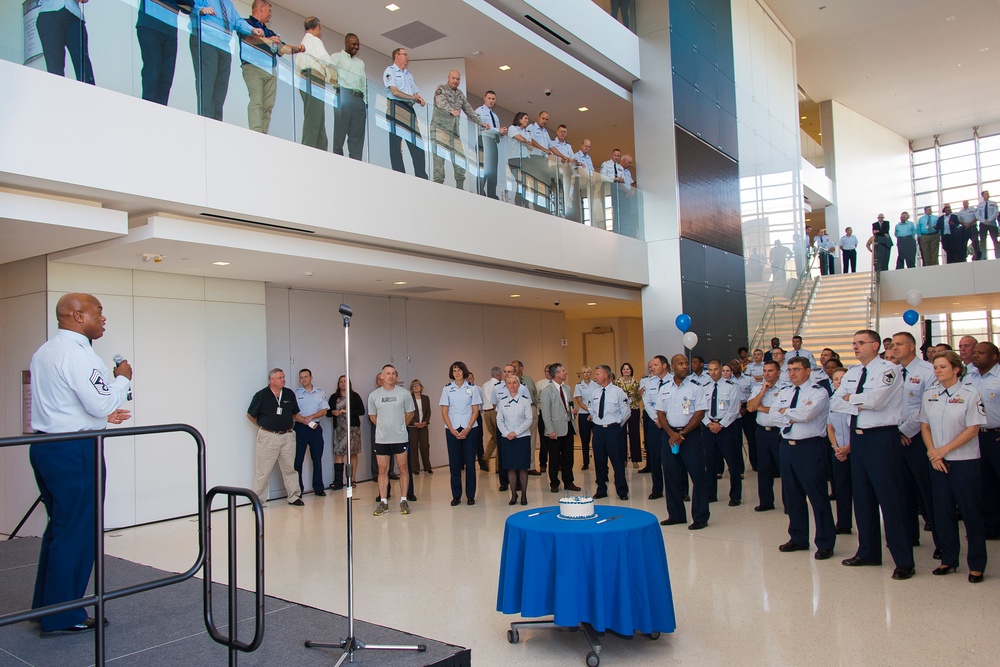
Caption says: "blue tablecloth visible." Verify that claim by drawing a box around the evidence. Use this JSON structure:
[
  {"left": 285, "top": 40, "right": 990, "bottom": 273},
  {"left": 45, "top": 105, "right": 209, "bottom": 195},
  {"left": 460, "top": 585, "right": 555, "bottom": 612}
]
[{"left": 496, "top": 506, "right": 676, "bottom": 635}]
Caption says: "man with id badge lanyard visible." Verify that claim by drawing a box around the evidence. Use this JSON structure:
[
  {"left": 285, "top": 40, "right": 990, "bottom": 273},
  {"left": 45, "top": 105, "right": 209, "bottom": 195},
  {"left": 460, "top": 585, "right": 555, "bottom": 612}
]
[{"left": 247, "top": 368, "right": 313, "bottom": 506}]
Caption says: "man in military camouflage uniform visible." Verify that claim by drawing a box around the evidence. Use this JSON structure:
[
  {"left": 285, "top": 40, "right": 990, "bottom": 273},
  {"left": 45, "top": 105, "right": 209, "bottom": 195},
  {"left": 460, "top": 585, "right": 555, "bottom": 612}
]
[{"left": 431, "top": 69, "right": 490, "bottom": 188}]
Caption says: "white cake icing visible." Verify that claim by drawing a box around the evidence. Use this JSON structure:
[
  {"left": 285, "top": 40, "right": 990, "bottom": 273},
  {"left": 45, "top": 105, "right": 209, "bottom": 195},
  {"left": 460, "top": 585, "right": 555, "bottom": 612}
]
[{"left": 558, "top": 495, "right": 596, "bottom": 519}]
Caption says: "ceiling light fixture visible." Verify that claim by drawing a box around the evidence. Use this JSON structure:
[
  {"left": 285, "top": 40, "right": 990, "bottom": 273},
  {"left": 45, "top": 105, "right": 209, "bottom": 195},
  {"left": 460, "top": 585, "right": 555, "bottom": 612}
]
[
  {"left": 981, "top": 47, "right": 990, "bottom": 52},
  {"left": 801, "top": 115, "right": 807, "bottom": 119},
  {"left": 945, "top": 16, "right": 955, "bottom": 21},
  {"left": 510, "top": 294, "right": 521, "bottom": 298},
  {"left": 386, "top": 4, "right": 400, "bottom": 11},
  {"left": 212, "top": 261, "right": 230, "bottom": 266},
  {"left": 578, "top": 106, "right": 589, "bottom": 112},
  {"left": 586, "top": 302, "right": 597, "bottom": 306},
  {"left": 393, "top": 281, "right": 408, "bottom": 285},
  {"left": 499, "top": 64, "right": 511, "bottom": 71}
]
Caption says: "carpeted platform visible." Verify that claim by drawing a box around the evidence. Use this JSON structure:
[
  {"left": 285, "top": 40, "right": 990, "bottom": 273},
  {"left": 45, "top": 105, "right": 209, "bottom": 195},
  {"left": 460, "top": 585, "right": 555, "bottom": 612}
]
[{"left": 0, "top": 537, "right": 470, "bottom": 666}]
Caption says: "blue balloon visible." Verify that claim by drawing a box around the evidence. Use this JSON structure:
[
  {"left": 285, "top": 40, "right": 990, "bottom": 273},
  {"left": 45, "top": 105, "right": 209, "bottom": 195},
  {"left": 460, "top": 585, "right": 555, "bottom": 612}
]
[
  {"left": 675, "top": 314, "right": 691, "bottom": 333},
  {"left": 903, "top": 309, "right": 919, "bottom": 326}
]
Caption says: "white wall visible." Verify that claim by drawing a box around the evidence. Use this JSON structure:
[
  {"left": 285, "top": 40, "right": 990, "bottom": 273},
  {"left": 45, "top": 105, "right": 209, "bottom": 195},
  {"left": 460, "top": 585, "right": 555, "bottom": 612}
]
[
  {"left": 266, "top": 287, "right": 566, "bottom": 483},
  {"left": 822, "top": 100, "right": 912, "bottom": 272},
  {"left": 565, "top": 317, "right": 645, "bottom": 382}
]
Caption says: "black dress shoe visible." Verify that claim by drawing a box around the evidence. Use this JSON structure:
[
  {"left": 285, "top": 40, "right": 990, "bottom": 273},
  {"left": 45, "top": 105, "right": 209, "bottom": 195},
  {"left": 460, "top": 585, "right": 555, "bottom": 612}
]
[
  {"left": 932, "top": 565, "right": 956, "bottom": 576},
  {"left": 842, "top": 556, "right": 881, "bottom": 567},
  {"left": 499, "top": 485, "right": 508, "bottom": 492},
  {"left": 728, "top": 499, "right": 741, "bottom": 507},
  {"left": 815, "top": 549, "right": 834, "bottom": 560},
  {"left": 450, "top": 499, "right": 461, "bottom": 506},
  {"left": 426, "top": 469, "right": 434, "bottom": 474},
  {"left": 835, "top": 527, "right": 853, "bottom": 535},
  {"left": 716, "top": 473, "right": 723, "bottom": 479},
  {"left": 315, "top": 490, "right": 326, "bottom": 497},
  {"left": 619, "top": 494, "right": 629, "bottom": 501},
  {"left": 933, "top": 548, "right": 942, "bottom": 560},
  {"left": 389, "top": 474, "right": 400, "bottom": 480},
  {"left": 289, "top": 499, "right": 305, "bottom": 506},
  {"left": 688, "top": 521, "right": 708, "bottom": 530},
  {"left": 509, "top": 497, "right": 518, "bottom": 506},
  {"left": 682, "top": 494, "right": 691, "bottom": 502},
  {"left": 581, "top": 465, "right": 590, "bottom": 471},
  {"left": 891, "top": 566, "right": 916, "bottom": 580},
  {"left": 565, "top": 484, "right": 582, "bottom": 492},
  {"left": 754, "top": 505, "right": 775, "bottom": 512},
  {"left": 520, "top": 496, "right": 528, "bottom": 505},
  {"left": 660, "top": 518, "right": 686, "bottom": 526},
  {"left": 413, "top": 470, "right": 420, "bottom": 475},
  {"left": 593, "top": 492, "right": 608, "bottom": 499},
  {"left": 924, "top": 522, "right": 932, "bottom": 532},
  {"left": 41, "top": 616, "right": 109, "bottom": 636},
  {"left": 467, "top": 498, "right": 476, "bottom": 506},
  {"left": 969, "top": 572, "right": 985, "bottom": 583},
  {"left": 539, "top": 466, "right": 547, "bottom": 473},
  {"left": 648, "top": 493, "right": 663, "bottom": 500},
  {"left": 778, "top": 540, "right": 809, "bottom": 553},
  {"left": 407, "top": 495, "right": 417, "bottom": 502},
  {"left": 527, "top": 469, "right": 542, "bottom": 476},
  {"left": 638, "top": 467, "right": 651, "bottom": 474},
  {"left": 550, "top": 484, "right": 560, "bottom": 493},
  {"left": 708, "top": 496, "right": 718, "bottom": 503}
]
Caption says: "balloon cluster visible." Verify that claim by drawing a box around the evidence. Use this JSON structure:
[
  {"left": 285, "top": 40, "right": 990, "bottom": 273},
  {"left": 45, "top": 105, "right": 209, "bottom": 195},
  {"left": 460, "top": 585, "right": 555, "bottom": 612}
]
[
  {"left": 903, "top": 289, "right": 922, "bottom": 326},
  {"left": 675, "top": 314, "right": 698, "bottom": 349}
]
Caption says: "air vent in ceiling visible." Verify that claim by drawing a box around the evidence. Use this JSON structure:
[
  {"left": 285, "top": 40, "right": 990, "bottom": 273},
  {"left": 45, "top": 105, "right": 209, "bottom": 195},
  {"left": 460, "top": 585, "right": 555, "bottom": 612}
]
[
  {"left": 392, "top": 285, "right": 452, "bottom": 294},
  {"left": 381, "top": 21, "right": 447, "bottom": 49},
  {"left": 524, "top": 15, "right": 571, "bottom": 45}
]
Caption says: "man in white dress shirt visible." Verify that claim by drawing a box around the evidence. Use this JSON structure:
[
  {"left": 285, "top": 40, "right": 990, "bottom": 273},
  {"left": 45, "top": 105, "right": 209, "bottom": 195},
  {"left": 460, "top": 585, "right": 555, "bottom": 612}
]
[
  {"left": 977, "top": 189, "right": 999, "bottom": 260},
  {"left": 475, "top": 90, "right": 507, "bottom": 199}
]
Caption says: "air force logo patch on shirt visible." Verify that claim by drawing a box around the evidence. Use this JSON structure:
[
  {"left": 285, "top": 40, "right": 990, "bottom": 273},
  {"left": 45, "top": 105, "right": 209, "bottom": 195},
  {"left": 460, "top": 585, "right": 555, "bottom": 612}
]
[
  {"left": 882, "top": 370, "right": 895, "bottom": 386},
  {"left": 90, "top": 369, "right": 111, "bottom": 395}
]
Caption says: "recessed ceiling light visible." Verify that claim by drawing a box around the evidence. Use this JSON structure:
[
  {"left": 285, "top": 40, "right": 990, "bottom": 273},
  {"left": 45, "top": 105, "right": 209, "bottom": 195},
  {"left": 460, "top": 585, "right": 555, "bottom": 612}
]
[
  {"left": 499, "top": 65, "right": 511, "bottom": 71},
  {"left": 386, "top": 3, "right": 400, "bottom": 11},
  {"left": 946, "top": 16, "right": 955, "bottom": 21},
  {"left": 578, "top": 106, "right": 589, "bottom": 112},
  {"left": 800, "top": 115, "right": 807, "bottom": 119},
  {"left": 510, "top": 294, "right": 521, "bottom": 298},
  {"left": 212, "top": 261, "right": 230, "bottom": 266},
  {"left": 586, "top": 302, "right": 597, "bottom": 306},
  {"left": 393, "top": 281, "right": 408, "bottom": 285},
  {"left": 981, "top": 47, "right": 990, "bottom": 52}
]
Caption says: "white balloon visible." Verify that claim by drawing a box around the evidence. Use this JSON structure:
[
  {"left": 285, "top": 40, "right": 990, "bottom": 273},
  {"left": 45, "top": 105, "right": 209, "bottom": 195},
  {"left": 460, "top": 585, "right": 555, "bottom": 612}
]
[
  {"left": 682, "top": 331, "right": 699, "bottom": 350},
  {"left": 905, "top": 289, "right": 923, "bottom": 307}
]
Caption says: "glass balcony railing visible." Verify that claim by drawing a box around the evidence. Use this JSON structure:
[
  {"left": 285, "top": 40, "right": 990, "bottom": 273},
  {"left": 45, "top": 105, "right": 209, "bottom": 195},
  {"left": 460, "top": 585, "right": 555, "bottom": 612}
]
[{"left": 5, "top": 0, "right": 644, "bottom": 239}]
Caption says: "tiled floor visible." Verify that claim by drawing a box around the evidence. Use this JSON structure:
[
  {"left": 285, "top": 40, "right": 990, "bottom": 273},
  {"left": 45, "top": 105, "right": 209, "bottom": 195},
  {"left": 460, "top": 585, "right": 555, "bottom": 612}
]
[{"left": 105, "top": 462, "right": 1000, "bottom": 666}]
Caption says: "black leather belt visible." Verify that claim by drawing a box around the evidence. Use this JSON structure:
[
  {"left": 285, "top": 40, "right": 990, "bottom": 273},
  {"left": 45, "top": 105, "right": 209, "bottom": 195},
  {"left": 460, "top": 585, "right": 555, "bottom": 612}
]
[
  {"left": 981, "top": 427, "right": 1000, "bottom": 433},
  {"left": 259, "top": 427, "right": 292, "bottom": 435},
  {"left": 760, "top": 426, "right": 775, "bottom": 431},
  {"left": 853, "top": 425, "right": 896, "bottom": 435},
  {"left": 781, "top": 435, "right": 823, "bottom": 446}
]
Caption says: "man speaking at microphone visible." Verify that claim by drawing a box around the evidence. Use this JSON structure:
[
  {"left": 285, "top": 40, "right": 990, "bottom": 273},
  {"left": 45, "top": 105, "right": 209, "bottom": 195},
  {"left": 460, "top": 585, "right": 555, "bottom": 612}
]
[{"left": 29, "top": 292, "right": 132, "bottom": 636}]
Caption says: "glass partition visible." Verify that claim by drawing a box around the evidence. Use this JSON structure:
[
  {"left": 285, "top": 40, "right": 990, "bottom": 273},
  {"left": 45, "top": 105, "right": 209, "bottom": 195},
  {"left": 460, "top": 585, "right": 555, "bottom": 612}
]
[{"left": 2, "top": 0, "right": 643, "bottom": 239}]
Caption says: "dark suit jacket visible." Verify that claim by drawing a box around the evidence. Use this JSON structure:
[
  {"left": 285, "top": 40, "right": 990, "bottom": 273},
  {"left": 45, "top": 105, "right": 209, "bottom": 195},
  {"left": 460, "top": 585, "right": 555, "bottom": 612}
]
[
  {"left": 873, "top": 219, "right": 890, "bottom": 237},
  {"left": 408, "top": 394, "right": 432, "bottom": 428},
  {"left": 329, "top": 390, "right": 365, "bottom": 428},
  {"left": 936, "top": 214, "right": 961, "bottom": 238}
]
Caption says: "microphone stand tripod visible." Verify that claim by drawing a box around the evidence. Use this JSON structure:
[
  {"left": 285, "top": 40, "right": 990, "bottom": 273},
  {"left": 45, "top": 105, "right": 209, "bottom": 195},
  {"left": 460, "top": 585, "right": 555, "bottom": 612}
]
[{"left": 305, "top": 304, "right": 425, "bottom": 664}]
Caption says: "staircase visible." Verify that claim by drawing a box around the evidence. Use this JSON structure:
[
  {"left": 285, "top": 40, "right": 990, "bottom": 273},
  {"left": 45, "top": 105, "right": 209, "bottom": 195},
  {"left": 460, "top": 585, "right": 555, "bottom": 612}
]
[{"left": 798, "top": 273, "right": 873, "bottom": 360}]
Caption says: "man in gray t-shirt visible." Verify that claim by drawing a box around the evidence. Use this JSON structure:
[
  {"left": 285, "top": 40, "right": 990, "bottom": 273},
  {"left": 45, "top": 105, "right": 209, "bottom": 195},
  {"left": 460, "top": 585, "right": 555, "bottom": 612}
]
[{"left": 367, "top": 364, "right": 415, "bottom": 515}]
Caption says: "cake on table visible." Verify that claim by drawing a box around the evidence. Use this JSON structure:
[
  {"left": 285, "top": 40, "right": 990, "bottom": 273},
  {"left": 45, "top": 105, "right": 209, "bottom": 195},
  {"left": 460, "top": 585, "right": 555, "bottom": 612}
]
[{"left": 558, "top": 495, "right": 596, "bottom": 520}]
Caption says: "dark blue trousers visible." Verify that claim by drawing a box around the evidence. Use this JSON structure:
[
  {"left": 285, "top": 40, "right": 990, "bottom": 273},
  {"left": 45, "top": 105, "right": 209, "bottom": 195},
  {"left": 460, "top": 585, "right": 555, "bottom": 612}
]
[
  {"left": 780, "top": 437, "right": 835, "bottom": 550},
  {"left": 37, "top": 8, "right": 95, "bottom": 85},
  {"left": 831, "top": 448, "right": 853, "bottom": 531},
  {"left": 851, "top": 428, "right": 913, "bottom": 567},
  {"left": 979, "top": 430, "right": 1000, "bottom": 538},
  {"left": 446, "top": 427, "right": 479, "bottom": 501},
  {"left": 932, "top": 459, "right": 987, "bottom": 571},
  {"left": 578, "top": 414, "right": 593, "bottom": 467},
  {"left": 900, "top": 432, "right": 938, "bottom": 548},
  {"left": 592, "top": 423, "right": 628, "bottom": 498},
  {"left": 294, "top": 423, "right": 325, "bottom": 493},
  {"left": 642, "top": 413, "right": 663, "bottom": 495},
  {"left": 741, "top": 409, "right": 758, "bottom": 469},
  {"left": 29, "top": 438, "right": 102, "bottom": 632},
  {"left": 137, "top": 25, "right": 177, "bottom": 105},
  {"left": 707, "top": 423, "right": 743, "bottom": 501},
  {"left": 756, "top": 425, "right": 781, "bottom": 509},
  {"left": 662, "top": 426, "right": 710, "bottom": 523}
]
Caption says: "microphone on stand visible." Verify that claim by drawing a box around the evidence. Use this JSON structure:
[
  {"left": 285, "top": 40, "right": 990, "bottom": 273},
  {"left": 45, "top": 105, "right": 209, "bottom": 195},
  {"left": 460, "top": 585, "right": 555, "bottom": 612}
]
[{"left": 113, "top": 354, "right": 133, "bottom": 401}]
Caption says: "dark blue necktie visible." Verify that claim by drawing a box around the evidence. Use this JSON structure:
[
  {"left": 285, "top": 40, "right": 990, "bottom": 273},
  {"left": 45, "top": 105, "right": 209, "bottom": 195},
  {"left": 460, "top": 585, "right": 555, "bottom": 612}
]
[
  {"left": 598, "top": 388, "right": 606, "bottom": 419},
  {"left": 711, "top": 384, "right": 718, "bottom": 418},
  {"left": 782, "top": 386, "right": 799, "bottom": 435},
  {"left": 849, "top": 367, "right": 867, "bottom": 431}
]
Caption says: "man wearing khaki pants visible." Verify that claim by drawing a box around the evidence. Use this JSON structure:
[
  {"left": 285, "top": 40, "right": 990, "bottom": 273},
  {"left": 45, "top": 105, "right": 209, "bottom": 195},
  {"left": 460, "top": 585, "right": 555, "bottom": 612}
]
[{"left": 247, "top": 368, "right": 312, "bottom": 506}]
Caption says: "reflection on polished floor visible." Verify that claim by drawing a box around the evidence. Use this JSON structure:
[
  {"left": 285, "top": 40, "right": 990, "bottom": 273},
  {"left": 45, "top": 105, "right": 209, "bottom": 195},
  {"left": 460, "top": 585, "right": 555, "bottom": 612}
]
[{"left": 105, "top": 461, "right": 1000, "bottom": 666}]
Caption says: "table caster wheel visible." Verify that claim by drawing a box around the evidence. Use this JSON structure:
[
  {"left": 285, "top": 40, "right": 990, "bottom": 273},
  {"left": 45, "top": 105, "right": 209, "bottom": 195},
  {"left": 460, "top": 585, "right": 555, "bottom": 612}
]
[
  {"left": 586, "top": 650, "right": 600, "bottom": 666},
  {"left": 507, "top": 629, "right": 519, "bottom": 644},
  {"left": 649, "top": 631, "right": 661, "bottom": 640}
]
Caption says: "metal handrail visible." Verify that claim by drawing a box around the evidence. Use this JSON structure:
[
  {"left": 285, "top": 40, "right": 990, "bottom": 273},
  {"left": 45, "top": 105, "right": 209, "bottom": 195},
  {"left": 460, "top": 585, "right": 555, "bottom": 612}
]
[
  {"left": 867, "top": 263, "right": 881, "bottom": 329},
  {"left": 0, "top": 423, "right": 257, "bottom": 666},
  {"left": 749, "top": 248, "right": 818, "bottom": 349}
]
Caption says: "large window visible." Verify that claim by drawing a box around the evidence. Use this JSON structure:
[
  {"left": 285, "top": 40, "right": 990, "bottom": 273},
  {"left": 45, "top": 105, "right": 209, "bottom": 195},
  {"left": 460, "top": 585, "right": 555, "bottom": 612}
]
[
  {"left": 925, "top": 310, "right": 999, "bottom": 348},
  {"left": 912, "top": 132, "right": 1000, "bottom": 259}
]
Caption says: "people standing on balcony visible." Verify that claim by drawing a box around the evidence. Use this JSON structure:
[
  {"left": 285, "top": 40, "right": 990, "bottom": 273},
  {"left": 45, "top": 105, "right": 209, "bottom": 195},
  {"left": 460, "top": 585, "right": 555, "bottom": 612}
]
[
  {"left": 37, "top": 0, "right": 96, "bottom": 86},
  {"left": 384, "top": 47, "right": 428, "bottom": 179},
  {"left": 937, "top": 204, "right": 964, "bottom": 264},
  {"left": 136, "top": 0, "right": 193, "bottom": 105},
  {"left": 894, "top": 211, "right": 917, "bottom": 268},
  {"left": 872, "top": 214, "right": 892, "bottom": 271},
  {"left": 617, "top": 154, "right": 638, "bottom": 236},
  {"left": 573, "top": 139, "right": 601, "bottom": 226},
  {"left": 475, "top": 91, "right": 507, "bottom": 200},
  {"left": 976, "top": 190, "right": 999, "bottom": 260},
  {"left": 331, "top": 33, "right": 367, "bottom": 160},
  {"left": 240, "top": 0, "right": 304, "bottom": 135},
  {"left": 190, "top": 0, "right": 263, "bottom": 122},
  {"left": 839, "top": 226, "right": 859, "bottom": 273},
  {"left": 915, "top": 206, "right": 939, "bottom": 266},
  {"left": 551, "top": 125, "right": 581, "bottom": 221},
  {"left": 814, "top": 229, "right": 835, "bottom": 275},
  {"left": 295, "top": 17, "right": 336, "bottom": 151},
  {"left": 525, "top": 111, "right": 554, "bottom": 155},
  {"left": 430, "top": 70, "right": 489, "bottom": 190},
  {"left": 600, "top": 149, "right": 627, "bottom": 231},
  {"left": 957, "top": 200, "right": 980, "bottom": 260},
  {"left": 768, "top": 239, "right": 793, "bottom": 283},
  {"left": 507, "top": 112, "right": 533, "bottom": 207}
]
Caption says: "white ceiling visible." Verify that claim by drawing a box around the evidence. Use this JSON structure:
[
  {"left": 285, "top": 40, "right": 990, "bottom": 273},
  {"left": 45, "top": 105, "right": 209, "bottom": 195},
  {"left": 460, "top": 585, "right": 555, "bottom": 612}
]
[{"left": 764, "top": 0, "right": 1000, "bottom": 140}]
